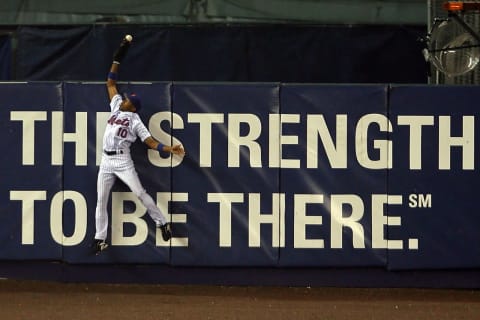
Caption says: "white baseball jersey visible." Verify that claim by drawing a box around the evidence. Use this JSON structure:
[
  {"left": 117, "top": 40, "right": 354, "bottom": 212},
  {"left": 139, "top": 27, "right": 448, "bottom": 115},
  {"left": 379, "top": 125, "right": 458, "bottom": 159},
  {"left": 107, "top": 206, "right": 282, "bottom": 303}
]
[{"left": 103, "top": 94, "right": 150, "bottom": 152}]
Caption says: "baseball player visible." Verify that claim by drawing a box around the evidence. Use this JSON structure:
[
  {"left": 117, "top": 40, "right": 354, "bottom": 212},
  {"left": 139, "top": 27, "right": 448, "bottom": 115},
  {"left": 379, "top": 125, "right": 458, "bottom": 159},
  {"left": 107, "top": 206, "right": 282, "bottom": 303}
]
[{"left": 92, "top": 35, "right": 185, "bottom": 255}]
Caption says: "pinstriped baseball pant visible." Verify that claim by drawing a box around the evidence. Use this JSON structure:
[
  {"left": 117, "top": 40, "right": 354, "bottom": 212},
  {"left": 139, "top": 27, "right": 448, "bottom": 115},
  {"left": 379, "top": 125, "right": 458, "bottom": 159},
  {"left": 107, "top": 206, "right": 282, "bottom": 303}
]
[{"left": 94, "top": 155, "right": 167, "bottom": 241}]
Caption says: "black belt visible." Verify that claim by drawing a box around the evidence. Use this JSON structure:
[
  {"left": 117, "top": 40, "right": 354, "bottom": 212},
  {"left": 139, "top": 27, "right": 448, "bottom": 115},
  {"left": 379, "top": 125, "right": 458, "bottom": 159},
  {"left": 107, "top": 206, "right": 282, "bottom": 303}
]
[{"left": 104, "top": 150, "right": 124, "bottom": 155}]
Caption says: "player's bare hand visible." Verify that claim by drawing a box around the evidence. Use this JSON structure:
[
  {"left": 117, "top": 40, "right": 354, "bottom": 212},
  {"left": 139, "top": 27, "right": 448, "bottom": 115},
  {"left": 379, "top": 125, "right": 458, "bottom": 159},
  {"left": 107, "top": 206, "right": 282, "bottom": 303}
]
[{"left": 170, "top": 144, "right": 185, "bottom": 156}]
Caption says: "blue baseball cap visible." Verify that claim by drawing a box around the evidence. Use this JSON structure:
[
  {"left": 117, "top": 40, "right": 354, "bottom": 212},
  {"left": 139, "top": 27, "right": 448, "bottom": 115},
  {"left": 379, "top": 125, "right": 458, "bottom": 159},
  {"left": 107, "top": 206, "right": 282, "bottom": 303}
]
[{"left": 124, "top": 93, "right": 142, "bottom": 112}]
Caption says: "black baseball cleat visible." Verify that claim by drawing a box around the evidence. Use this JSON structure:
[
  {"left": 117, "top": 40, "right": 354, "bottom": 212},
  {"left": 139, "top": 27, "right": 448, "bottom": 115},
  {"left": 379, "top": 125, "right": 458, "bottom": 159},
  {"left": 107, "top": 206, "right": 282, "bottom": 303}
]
[
  {"left": 159, "top": 223, "right": 172, "bottom": 241},
  {"left": 92, "top": 239, "right": 108, "bottom": 255}
]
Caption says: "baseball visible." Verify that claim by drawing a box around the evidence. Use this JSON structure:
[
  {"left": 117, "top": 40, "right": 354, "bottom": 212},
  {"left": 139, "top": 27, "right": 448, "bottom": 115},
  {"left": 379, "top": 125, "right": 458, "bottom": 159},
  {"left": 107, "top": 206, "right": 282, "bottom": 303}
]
[{"left": 125, "top": 34, "right": 133, "bottom": 42}]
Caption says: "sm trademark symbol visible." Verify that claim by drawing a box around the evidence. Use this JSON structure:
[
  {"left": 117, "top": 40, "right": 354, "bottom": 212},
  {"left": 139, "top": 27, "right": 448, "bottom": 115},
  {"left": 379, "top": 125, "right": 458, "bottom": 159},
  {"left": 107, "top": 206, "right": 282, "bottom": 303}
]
[{"left": 408, "top": 194, "right": 432, "bottom": 208}]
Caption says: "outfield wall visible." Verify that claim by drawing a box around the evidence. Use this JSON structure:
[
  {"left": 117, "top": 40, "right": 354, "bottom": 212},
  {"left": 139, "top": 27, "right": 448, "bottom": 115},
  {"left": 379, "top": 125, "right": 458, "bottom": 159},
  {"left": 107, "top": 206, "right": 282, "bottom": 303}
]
[{"left": 1, "top": 82, "right": 479, "bottom": 286}]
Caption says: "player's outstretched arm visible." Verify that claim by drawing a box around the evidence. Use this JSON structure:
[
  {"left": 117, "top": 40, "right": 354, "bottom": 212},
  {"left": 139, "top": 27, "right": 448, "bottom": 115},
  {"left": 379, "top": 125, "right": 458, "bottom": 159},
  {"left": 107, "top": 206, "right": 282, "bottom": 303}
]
[
  {"left": 106, "top": 35, "right": 133, "bottom": 100},
  {"left": 144, "top": 137, "right": 186, "bottom": 156},
  {"left": 106, "top": 62, "right": 119, "bottom": 100}
]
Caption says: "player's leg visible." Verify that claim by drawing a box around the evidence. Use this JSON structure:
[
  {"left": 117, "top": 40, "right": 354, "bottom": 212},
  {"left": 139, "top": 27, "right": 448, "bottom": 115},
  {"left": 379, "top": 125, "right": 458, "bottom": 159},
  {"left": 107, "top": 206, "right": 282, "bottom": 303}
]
[
  {"left": 116, "top": 168, "right": 172, "bottom": 241},
  {"left": 94, "top": 169, "right": 116, "bottom": 241},
  {"left": 116, "top": 168, "right": 167, "bottom": 225}
]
